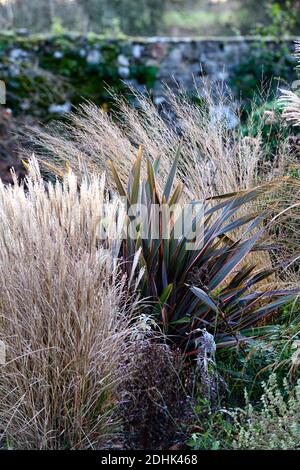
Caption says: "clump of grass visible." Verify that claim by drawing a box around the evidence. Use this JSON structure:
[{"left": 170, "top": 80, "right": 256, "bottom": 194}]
[
  {"left": 0, "top": 160, "right": 139, "bottom": 449},
  {"left": 26, "top": 82, "right": 299, "bottom": 275},
  {"left": 26, "top": 82, "right": 266, "bottom": 199},
  {"left": 15, "top": 76, "right": 300, "bottom": 451}
]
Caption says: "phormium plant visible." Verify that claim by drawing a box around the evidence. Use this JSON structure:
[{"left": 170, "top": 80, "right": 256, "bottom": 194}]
[{"left": 110, "top": 147, "right": 299, "bottom": 353}]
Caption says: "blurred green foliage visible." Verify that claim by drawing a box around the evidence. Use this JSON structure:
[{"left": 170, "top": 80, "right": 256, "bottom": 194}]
[
  {"left": 0, "top": 34, "right": 158, "bottom": 121},
  {"left": 230, "top": 42, "right": 297, "bottom": 104},
  {"left": 0, "top": 1, "right": 299, "bottom": 37}
]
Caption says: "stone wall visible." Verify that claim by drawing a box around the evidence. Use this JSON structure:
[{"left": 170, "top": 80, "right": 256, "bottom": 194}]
[{"left": 0, "top": 33, "right": 298, "bottom": 119}]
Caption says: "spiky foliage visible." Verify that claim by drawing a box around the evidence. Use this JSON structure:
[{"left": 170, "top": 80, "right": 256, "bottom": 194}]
[
  {"left": 0, "top": 159, "right": 139, "bottom": 449},
  {"left": 110, "top": 150, "right": 299, "bottom": 351},
  {"left": 29, "top": 86, "right": 300, "bottom": 288}
]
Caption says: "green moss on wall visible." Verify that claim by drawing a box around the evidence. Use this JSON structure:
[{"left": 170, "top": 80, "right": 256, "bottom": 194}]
[
  {"left": 0, "top": 33, "right": 297, "bottom": 123},
  {"left": 0, "top": 33, "right": 158, "bottom": 121}
]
